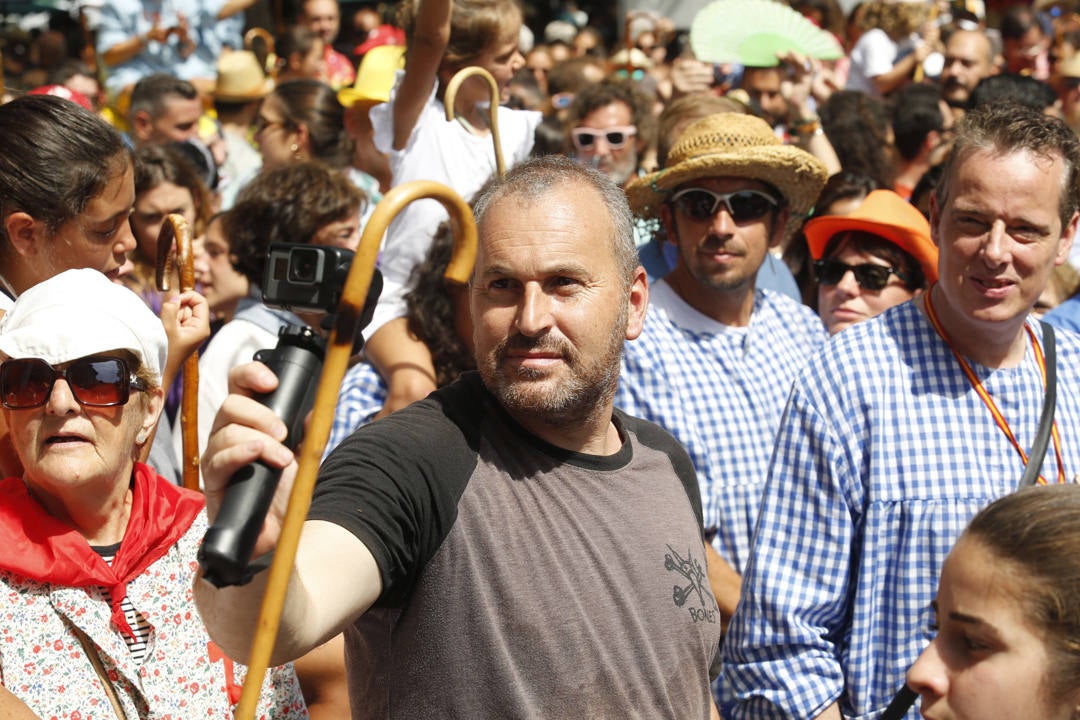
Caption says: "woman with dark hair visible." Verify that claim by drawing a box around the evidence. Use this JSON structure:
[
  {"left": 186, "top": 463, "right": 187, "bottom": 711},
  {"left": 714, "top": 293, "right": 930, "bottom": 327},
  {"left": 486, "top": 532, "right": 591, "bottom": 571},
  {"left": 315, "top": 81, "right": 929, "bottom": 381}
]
[
  {"left": 908, "top": 483, "right": 1080, "bottom": 719},
  {"left": 784, "top": 171, "right": 880, "bottom": 307},
  {"left": 805, "top": 189, "right": 938, "bottom": 334},
  {"left": 254, "top": 79, "right": 354, "bottom": 172},
  {"left": 0, "top": 94, "right": 208, "bottom": 481},
  {"left": 819, "top": 90, "right": 896, "bottom": 188}
]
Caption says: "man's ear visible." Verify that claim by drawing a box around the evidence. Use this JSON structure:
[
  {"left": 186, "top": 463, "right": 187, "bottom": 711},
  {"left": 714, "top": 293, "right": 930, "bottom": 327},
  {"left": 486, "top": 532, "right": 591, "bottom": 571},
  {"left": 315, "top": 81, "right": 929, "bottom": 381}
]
[
  {"left": 624, "top": 265, "right": 649, "bottom": 341},
  {"left": 4, "top": 212, "right": 43, "bottom": 259},
  {"left": 131, "top": 110, "right": 153, "bottom": 142}
]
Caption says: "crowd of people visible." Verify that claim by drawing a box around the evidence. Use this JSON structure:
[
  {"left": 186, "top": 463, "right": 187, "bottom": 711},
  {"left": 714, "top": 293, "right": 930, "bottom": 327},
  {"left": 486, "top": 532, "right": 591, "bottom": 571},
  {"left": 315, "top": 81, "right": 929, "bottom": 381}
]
[{"left": 1, "top": 0, "right": 1080, "bottom": 718}]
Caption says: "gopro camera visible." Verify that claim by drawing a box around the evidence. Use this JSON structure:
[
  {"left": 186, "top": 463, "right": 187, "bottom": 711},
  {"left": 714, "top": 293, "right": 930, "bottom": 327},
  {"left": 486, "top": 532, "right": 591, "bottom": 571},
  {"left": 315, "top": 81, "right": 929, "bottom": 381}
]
[{"left": 263, "top": 243, "right": 354, "bottom": 312}]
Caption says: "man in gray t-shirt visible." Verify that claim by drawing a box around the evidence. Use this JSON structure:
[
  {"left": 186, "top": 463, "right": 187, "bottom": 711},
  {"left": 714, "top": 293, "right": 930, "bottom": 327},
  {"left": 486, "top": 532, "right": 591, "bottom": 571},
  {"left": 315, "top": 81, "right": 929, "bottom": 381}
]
[{"left": 196, "top": 155, "right": 724, "bottom": 718}]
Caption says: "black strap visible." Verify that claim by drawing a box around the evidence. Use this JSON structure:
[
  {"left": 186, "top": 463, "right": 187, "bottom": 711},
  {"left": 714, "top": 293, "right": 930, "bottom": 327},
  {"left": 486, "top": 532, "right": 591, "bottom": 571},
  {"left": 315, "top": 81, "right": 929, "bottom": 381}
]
[
  {"left": 881, "top": 322, "right": 1057, "bottom": 720},
  {"left": 1019, "top": 321, "right": 1057, "bottom": 488}
]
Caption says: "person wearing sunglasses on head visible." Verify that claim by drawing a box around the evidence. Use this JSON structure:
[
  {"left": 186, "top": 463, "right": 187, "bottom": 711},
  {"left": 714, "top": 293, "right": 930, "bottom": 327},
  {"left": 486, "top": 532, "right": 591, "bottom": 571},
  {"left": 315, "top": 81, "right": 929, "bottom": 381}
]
[
  {"left": 0, "top": 269, "right": 307, "bottom": 719},
  {"left": 566, "top": 78, "right": 654, "bottom": 188},
  {"left": 805, "top": 188, "right": 938, "bottom": 335},
  {"left": 620, "top": 113, "right": 828, "bottom": 629}
]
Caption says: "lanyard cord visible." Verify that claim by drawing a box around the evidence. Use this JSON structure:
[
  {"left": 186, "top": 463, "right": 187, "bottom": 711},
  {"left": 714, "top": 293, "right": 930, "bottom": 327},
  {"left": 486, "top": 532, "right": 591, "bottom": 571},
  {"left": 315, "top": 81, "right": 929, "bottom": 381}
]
[{"left": 923, "top": 287, "right": 1065, "bottom": 485}]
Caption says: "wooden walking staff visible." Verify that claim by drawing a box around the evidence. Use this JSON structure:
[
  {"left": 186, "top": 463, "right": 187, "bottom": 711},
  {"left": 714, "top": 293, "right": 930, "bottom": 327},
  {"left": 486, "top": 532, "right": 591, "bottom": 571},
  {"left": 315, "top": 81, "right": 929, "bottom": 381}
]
[
  {"left": 444, "top": 66, "right": 506, "bottom": 177},
  {"left": 244, "top": 28, "right": 277, "bottom": 79},
  {"left": 155, "top": 213, "right": 201, "bottom": 492},
  {"left": 233, "top": 180, "right": 478, "bottom": 719}
]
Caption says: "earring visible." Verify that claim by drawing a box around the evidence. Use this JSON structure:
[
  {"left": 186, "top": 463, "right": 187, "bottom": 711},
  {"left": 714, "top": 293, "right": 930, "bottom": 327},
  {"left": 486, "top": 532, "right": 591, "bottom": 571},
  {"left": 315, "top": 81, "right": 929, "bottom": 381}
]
[
  {"left": 290, "top": 143, "right": 301, "bottom": 160},
  {"left": 136, "top": 430, "right": 149, "bottom": 444}
]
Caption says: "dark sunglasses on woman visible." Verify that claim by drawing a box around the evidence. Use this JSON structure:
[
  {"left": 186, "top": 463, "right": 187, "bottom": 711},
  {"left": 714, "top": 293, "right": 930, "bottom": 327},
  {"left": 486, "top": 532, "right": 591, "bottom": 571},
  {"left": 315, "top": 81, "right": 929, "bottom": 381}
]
[
  {"left": 813, "top": 259, "right": 912, "bottom": 291},
  {"left": 0, "top": 356, "right": 148, "bottom": 410}
]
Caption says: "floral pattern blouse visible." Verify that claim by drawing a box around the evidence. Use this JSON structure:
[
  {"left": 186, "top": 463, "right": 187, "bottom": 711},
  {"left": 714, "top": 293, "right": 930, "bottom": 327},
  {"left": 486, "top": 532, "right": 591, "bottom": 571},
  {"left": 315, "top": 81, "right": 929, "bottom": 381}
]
[{"left": 0, "top": 512, "right": 308, "bottom": 719}]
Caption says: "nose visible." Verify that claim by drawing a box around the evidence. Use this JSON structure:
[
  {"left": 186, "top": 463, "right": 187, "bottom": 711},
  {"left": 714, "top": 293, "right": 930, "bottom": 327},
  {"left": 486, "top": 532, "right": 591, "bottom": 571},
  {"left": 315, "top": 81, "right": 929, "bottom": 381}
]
[
  {"left": 981, "top": 220, "right": 1010, "bottom": 266},
  {"left": 511, "top": 49, "right": 526, "bottom": 72},
  {"left": 906, "top": 638, "right": 948, "bottom": 708},
  {"left": 834, "top": 268, "right": 861, "bottom": 296},
  {"left": 707, "top": 204, "right": 737, "bottom": 235},
  {"left": 115, "top": 218, "right": 137, "bottom": 260},
  {"left": 515, "top": 282, "right": 554, "bottom": 337},
  {"left": 45, "top": 378, "right": 80, "bottom": 416}
]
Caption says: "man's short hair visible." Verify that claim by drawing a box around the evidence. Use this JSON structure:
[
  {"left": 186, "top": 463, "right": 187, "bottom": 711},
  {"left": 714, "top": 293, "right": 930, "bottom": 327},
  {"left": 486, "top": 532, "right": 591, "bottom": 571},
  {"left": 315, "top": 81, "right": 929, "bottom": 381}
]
[
  {"left": 891, "top": 83, "right": 944, "bottom": 161},
  {"left": 472, "top": 155, "right": 638, "bottom": 285},
  {"left": 936, "top": 103, "right": 1080, "bottom": 229},
  {"left": 129, "top": 74, "right": 199, "bottom": 121},
  {"left": 968, "top": 73, "right": 1056, "bottom": 112}
]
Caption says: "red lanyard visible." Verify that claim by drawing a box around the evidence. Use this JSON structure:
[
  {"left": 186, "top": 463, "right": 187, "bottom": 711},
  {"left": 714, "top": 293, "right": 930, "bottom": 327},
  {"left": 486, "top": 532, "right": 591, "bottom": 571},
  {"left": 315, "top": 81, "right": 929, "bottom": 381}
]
[{"left": 924, "top": 288, "right": 1066, "bottom": 485}]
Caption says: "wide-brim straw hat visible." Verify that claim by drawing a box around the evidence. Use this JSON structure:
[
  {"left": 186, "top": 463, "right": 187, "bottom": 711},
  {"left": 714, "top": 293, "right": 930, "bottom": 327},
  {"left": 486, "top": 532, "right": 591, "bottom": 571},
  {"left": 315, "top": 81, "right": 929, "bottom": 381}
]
[
  {"left": 627, "top": 113, "right": 827, "bottom": 235},
  {"left": 804, "top": 188, "right": 939, "bottom": 283},
  {"left": 213, "top": 50, "right": 274, "bottom": 102}
]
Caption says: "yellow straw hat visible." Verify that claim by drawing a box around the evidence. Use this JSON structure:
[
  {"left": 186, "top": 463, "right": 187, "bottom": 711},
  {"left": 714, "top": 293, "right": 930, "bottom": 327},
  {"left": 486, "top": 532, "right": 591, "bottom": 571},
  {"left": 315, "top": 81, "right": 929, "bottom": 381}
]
[
  {"left": 338, "top": 45, "right": 406, "bottom": 108},
  {"left": 213, "top": 50, "right": 274, "bottom": 102}
]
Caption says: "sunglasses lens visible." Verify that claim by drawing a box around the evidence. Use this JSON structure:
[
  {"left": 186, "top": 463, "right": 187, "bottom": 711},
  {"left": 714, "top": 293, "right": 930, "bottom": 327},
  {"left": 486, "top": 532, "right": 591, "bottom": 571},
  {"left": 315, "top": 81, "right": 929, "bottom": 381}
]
[
  {"left": 853, "top": 265, "right": 891, "bottom": 291},
  {"left": 68, "top": 358, "right": 128, "bottom": 406},
  {"left": 726, "top": 192, "right": 775, "bottom": 222},
  {"left": 573, "top": 130, "right": 596, "bottom": 149},
  {"left": 1, "top": 360, "right": 53, "bottom": 409},
  {"left": 605, "top": 131, "right": 627, "bottom": 147},
  {"left": 674, "top": 190, "right": 719, "bottom": 221}
]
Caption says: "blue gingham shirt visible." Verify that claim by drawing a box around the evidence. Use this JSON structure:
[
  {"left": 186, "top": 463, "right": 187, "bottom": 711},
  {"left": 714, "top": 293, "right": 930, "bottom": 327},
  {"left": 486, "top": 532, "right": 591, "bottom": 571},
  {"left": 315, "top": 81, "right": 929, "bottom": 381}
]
[
  {"left": 721, "top": 301, "right": 1080, "bottom": 720},
  {"left": 323, "top": 361, "right": 387, "bottom": 461},
  {"left": 617, "top": 281, "right": 826, "bottom": 570}
]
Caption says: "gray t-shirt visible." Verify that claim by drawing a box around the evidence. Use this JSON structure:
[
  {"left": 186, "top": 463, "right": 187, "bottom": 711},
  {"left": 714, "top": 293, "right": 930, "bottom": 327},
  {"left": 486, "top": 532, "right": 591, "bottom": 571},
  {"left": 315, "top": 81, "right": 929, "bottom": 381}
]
[{"left": 311, "top": 372, "right": 722, "bottom": 719}]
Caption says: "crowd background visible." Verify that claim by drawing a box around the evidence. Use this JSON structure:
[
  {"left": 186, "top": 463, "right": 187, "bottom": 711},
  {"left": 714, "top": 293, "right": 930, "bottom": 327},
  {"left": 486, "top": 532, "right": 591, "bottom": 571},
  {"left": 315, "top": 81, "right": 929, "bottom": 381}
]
[{"left": 2, "top": 0, "right": 1080, "bottom": 717}]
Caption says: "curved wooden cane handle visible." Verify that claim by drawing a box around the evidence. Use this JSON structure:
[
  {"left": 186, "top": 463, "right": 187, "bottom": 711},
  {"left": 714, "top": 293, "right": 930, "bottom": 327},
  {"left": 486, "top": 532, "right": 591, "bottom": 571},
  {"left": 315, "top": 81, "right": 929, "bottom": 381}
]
[
  {"left": 244, "top": 27, "right": 277, "bottom": 78},
  {"left": 233, "top": 180, "right": 478, "bottom": 719},
  {"left": 444, "top": 66, "right": 506, "bottom": 178},
  {"left": 155, "top": 214, "right": 201, "bottom": 492}
]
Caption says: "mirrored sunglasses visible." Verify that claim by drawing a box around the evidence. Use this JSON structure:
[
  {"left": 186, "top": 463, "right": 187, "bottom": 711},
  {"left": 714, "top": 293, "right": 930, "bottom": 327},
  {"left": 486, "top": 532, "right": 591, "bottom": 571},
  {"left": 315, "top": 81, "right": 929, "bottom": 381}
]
[
  {"left": 0, "top": 356, "right": 148, "bottom": 410},
  {"left": 813, "top": 259, "right": 911, "bottom": 291},
  {"left": 669, "top": 188, "right": 779, "bottom": 223},
  {"left": 570, "top": 125, "right": 637, "bottom": 151}
]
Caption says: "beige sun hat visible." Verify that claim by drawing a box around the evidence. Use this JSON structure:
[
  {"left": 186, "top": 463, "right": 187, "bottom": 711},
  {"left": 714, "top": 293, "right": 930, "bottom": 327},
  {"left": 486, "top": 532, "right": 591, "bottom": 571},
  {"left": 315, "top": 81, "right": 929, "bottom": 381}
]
[
  {"left": 213, "top": 50, "right": 275, "bottom": 103},
  {"left": 627, "top": 113, "right": 827, "bottom": 234}
]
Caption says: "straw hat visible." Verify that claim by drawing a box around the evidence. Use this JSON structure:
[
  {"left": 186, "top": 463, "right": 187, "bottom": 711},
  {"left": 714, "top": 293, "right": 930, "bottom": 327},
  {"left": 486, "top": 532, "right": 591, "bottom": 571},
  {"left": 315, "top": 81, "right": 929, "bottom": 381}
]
[
  {"left": 804, "top": 189, "right": 939, "bottom": 283},
  {"left": 213, "top": 51, "right": 274, "bottom": 102},
  {"left": 338, "top": 44, "right": 406, "bottom": 108},
  {"left": 627, "top": 113, "right": 827, "bottom": 229}
]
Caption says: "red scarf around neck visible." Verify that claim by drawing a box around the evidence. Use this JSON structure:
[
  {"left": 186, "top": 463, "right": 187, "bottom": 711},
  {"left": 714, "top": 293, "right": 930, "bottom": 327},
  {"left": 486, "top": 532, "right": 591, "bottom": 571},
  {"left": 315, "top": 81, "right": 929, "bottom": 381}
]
[{"left": 0, "top": 463, "right": 204, "bottom": 638}]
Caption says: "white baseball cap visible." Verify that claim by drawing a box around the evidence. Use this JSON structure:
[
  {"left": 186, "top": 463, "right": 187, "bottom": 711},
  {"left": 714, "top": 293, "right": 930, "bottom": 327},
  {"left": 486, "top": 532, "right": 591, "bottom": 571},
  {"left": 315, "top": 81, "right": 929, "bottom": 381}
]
[{"left": 0, "top": 269, "right": 167, "bottom": 384}]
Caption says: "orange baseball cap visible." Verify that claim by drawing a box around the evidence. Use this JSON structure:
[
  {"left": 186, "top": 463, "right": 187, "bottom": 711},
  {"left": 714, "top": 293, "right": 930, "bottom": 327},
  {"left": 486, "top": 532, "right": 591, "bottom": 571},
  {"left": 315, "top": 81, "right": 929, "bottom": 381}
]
[{"left": 804, "top": 189, "right": 939, "bottom": 283}]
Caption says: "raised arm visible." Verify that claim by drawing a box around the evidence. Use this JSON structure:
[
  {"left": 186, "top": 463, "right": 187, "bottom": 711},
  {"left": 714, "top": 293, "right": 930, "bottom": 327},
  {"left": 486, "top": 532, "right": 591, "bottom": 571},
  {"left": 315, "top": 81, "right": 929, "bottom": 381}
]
[
  {"left": 392, "top": 0, "right": 452, "bottom": 150},
  {"left": 193, "top": 362, "right": 383, "bottom": 665}
]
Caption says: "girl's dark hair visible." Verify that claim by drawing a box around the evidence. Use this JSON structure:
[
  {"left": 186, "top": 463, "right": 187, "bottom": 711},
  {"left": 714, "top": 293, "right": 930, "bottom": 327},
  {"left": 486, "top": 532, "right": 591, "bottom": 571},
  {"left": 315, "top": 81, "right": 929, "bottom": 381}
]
[
  {"left": 405, "top": 222, "right": 474, "bottom": 386},
  {"left": 0, "top": 94, "right": 130, "bottom": 243},
  {"left": 272, "top": 79, "right": 354, "bottom": 169},
  {"left": 226, "top": 162, "right": 364, "bottom": 285},
  {"left": 133, "top": 143, "right": 214, "bottom": 237}
]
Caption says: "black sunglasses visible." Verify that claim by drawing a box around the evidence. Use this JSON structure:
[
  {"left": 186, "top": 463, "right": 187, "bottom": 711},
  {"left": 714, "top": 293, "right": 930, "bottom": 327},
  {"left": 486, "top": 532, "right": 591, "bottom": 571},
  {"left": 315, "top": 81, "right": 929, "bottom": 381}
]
[
  {"left": 0, "top": 356, "right": 148, "bottom": 410},
  {"left": 670, "top": 188, "right": 779, "bottom": 223},
  {"left": 813, "top": 259, "right": 912, "bottom": 291}
]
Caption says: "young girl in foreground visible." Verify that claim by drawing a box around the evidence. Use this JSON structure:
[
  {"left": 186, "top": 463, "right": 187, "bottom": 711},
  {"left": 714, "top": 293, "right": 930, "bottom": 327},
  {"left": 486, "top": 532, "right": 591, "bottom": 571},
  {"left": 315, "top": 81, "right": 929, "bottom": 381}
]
[
  {"left": 907, "top": 484, "right": 1080, "bottom": 720},
  {"left": 365, "top": 0, "right": 540, "bottom": 413}
]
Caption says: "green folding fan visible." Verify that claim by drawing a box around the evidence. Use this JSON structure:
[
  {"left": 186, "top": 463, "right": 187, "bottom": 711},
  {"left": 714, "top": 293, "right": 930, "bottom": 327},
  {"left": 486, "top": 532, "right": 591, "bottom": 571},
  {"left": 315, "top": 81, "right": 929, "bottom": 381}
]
[{"left": 690, "top": 0, "right": 844, "bottom": 67}]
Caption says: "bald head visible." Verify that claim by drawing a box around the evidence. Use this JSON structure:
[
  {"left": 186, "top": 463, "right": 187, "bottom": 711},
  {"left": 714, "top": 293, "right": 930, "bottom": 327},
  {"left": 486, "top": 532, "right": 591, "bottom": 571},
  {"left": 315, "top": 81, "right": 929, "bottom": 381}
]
[{"left": 940, "top": 29, "right": 998, "bottom": 108}]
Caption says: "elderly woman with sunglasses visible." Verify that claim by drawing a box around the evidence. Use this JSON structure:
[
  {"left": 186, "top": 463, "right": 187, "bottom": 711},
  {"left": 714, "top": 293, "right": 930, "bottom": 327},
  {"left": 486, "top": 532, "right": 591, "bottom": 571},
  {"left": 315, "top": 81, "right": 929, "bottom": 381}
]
[
  {"left": 805, "top": 189, "right": 939, "bottom": 334},
  {"left": 0, "top": 270, "right": 307, "bottom": 719}
]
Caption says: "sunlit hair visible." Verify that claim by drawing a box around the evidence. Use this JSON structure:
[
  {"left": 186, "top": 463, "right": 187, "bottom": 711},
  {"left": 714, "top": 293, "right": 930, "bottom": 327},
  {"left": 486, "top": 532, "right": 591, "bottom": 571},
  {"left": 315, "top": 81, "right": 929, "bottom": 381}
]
[
  {"left": 935, "top": 103, "right": 1080, "bottom": 230},
  {"left": 0, "top": 95, "right": 129, "bottom": 243},
  {"left": 397, "top": 0, "right": 521, "bottom": 69},
  {"left": 471, "top": 155, "right": 638, "bottom": 285},
  {"left": 961, "top": 484, "right": 1080, "bottom": 704}
]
